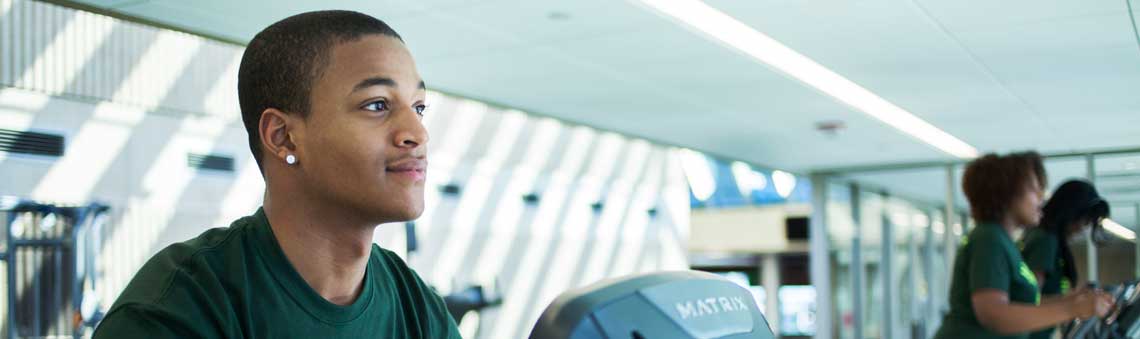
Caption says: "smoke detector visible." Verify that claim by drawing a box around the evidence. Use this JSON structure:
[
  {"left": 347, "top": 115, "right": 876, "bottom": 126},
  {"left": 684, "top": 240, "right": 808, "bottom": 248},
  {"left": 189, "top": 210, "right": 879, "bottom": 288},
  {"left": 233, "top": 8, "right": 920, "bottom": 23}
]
[{"left": 815, "top": 120, "right": 846, "bottom": 137}]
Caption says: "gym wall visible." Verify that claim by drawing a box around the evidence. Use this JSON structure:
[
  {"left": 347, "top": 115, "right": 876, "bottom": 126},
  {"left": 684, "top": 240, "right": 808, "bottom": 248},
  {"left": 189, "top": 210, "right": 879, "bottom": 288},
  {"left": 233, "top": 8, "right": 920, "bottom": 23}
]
[{"left": 0, "top": 0, "right": 691, "bottom": 338}]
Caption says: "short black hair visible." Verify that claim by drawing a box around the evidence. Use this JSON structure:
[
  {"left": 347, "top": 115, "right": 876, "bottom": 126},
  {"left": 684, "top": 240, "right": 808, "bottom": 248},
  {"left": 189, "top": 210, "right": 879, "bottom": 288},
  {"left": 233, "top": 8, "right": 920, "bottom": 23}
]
[
  {"left": 238, "top": 10, "right": 403, "bottom": 173},
  {"left": 962, "top": 152, "right": 1041, "bottom": 224}
]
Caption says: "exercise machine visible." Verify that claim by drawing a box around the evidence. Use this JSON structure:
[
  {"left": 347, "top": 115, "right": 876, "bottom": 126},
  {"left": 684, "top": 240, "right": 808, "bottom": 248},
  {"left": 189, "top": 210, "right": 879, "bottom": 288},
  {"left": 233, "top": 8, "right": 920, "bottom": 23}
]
[
  {"left": 0, "top": 198, "right": 109, "bottom": 339},
  {"left": 1065, "top": 280, "right": 1140, "bottom": 339},
  {"left": 530, "top": 271, "right": 776, "bottom": 339}
]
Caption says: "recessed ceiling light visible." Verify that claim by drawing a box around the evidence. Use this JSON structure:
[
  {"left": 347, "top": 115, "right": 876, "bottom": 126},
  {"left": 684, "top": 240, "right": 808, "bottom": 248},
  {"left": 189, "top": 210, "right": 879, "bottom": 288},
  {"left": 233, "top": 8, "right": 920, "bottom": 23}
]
[{"left": 635, "top": 0, "right": 979, "bottom": 158}]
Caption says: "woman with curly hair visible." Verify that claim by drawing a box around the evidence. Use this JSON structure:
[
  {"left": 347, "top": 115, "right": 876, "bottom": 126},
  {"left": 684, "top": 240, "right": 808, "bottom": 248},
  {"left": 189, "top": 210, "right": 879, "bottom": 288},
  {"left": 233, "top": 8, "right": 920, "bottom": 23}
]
[{"left": 934, "top": 153, "right": 1112, "bottom": 339}]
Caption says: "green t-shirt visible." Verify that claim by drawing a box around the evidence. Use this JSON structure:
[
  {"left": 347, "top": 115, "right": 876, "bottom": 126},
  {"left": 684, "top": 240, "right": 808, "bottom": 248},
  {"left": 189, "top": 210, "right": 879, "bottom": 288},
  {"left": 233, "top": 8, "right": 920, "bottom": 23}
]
[
  {"left": 1020, "top": 228, "right": 1069, "bottom": 296},
  {"left": 1020, "top": 227, "right": 1070, "bottom": 339},
  {"left": 934, "top": 223, "right": 1041, "bottom": 339},
  {"left": 93, "top": 208, "right": 460, "bottom": 338}
]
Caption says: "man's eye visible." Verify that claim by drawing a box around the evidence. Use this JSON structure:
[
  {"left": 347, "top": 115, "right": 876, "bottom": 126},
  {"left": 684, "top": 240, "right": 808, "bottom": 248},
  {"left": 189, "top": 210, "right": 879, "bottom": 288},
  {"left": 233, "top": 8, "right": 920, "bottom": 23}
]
[
  {"left": 364, "top": 100, "right": 388, "bottom": 111},
  {"left": 415, "top": 104, "right": 427, "bottom": 116}
]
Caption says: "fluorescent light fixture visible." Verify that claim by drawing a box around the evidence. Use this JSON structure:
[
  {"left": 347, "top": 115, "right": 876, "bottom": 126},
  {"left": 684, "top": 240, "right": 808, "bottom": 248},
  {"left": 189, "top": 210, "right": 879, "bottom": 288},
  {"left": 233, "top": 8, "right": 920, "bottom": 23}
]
[
  {"left": 635, "top": 0, "right": 980, "bottom": 158},
  {"left": 1103, "top": 219, "right": 1136, "bottom": 241}
]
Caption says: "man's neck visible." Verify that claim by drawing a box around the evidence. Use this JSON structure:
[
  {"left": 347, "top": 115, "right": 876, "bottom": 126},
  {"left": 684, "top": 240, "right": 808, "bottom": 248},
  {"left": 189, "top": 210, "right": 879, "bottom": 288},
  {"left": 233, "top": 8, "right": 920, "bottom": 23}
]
[{"left": 263, "top": 191, "right": 375, "bottom": 306}]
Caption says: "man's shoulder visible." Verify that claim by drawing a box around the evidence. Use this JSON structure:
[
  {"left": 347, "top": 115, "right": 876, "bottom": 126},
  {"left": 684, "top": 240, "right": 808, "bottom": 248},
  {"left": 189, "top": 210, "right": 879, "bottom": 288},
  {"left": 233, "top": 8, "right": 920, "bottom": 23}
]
[
  {"left": 96, "top": 216, "right": 260, "bottom": 339},
  {"left": 110, "top": 215, "right": 257, "bottom": 307}
]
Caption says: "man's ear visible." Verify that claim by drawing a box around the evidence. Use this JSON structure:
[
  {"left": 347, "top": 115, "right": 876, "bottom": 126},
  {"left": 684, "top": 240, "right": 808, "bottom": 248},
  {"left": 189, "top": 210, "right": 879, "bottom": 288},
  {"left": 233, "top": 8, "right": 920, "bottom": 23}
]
[{"left": 258, "top": 108, "right": 298, "bottom": 164}]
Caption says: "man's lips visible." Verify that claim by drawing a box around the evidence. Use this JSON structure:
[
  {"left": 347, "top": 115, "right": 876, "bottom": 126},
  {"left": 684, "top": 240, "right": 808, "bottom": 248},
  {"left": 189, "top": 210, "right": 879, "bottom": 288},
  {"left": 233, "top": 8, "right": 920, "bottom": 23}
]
[
  {"left": 386, "top": 159, "right": 427, "bottom": 180},
  {"left": 386, "top": 159, "right": 426, "bottom": 171}
]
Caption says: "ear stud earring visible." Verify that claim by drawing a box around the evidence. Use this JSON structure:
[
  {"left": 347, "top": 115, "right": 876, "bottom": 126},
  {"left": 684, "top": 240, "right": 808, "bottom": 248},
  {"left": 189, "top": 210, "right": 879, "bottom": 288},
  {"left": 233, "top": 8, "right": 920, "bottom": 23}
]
[{"left": 285, "top": 154, "right": 296, "bottom": 165}]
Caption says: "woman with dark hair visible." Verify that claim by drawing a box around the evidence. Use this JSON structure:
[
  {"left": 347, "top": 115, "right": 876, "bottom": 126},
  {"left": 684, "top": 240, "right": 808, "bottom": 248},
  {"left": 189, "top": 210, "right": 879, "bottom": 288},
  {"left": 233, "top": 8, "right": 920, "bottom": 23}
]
[
  {"left": 934, "top": 153, "right": 1113, "bottom": 339},
  {"left": 1021, "top": 180, "right": 1111, "bottom": 339}
]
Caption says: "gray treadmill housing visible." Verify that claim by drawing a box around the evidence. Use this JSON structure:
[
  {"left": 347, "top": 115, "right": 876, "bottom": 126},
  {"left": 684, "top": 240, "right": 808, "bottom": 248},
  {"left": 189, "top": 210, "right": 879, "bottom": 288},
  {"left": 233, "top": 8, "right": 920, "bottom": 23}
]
[{"left": 530, "top": 271, "right": 777, "bottom": 339}]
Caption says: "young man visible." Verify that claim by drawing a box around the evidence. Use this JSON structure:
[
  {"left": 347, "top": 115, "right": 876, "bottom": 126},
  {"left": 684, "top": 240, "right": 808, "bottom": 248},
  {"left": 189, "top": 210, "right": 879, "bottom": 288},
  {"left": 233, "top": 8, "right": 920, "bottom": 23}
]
[{"left": 93, "top": 11, "right": 461, "bottom": 338}]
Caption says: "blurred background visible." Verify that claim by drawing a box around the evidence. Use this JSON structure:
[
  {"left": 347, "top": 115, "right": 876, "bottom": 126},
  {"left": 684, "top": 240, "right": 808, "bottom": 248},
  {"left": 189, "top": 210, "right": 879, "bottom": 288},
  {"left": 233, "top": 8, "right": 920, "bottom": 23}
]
[{"left": 0, "top": 0, "right": 1138, "bottom": 338}]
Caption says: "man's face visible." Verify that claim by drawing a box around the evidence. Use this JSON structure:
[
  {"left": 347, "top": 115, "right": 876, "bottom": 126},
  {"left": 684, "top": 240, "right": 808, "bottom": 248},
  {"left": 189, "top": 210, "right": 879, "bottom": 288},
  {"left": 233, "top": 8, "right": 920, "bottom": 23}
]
[{"left": 294, "top": 35, "right": 428, "bottom": 224}]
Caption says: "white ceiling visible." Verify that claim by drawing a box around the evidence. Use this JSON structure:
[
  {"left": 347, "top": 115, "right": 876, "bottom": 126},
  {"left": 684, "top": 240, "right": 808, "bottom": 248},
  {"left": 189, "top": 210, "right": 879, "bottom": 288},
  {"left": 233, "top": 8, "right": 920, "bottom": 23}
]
[{"left": 66, "top": 0, "right": 1140, "bottom": 225}]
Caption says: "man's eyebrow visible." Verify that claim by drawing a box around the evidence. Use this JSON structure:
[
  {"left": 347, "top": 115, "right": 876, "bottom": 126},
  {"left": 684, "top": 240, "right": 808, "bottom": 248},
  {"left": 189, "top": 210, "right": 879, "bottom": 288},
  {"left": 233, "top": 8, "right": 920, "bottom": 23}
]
[
  {"left": 352, "top": 77, "right": 397, "bottom": 92},
  {"left": 351, "top": 78, "right": 426, "bottom": 92}
]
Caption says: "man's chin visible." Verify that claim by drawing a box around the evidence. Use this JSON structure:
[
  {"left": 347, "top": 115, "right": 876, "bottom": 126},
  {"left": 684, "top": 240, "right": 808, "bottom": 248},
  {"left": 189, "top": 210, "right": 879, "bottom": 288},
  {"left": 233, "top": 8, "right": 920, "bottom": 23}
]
[
  {"left": 364, "top": 190, "right": 424, "bottom": 223},
  {"left": 389, "top": 201, "right": 425, "bottom": 222},
  {"left": 399, "top": 207, "right": 425, "bottom": 221}
]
